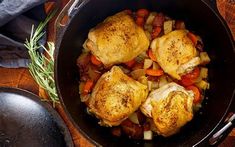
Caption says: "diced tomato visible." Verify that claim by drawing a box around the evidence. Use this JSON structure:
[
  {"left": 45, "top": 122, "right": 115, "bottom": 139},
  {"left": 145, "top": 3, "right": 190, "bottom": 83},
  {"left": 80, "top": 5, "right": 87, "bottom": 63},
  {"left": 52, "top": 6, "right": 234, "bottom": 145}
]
[
  {"left": 124, "top": 59, "right": 136, "bottom": 68},
  {"left": 136, "top": 9, "right": 149, "bottom": 18},
  {"left": 136, "top": 17, "right": 145, "bottom": 27},
  {"left": 187, "top": 32, "right": 198, "bottom": 46},
  {"left": 91, "top": 54, "right": 102, "bottom": 66},
  {"left": 152, "top": 13, "right": 165, "bottom": 27},
  {"left": 186, "top": 85, "right": 201, "bottom": 104},
  {"left": 180, "top": 67, "right": 200, "bottom": 86},
  {"left": 83, "top": 79, "right": 93, "bottom": 94},
  {"left": 121, "top": 119, "right": 143, "bottom": 139},
  {"left": 151, "top": 27, "right": 161, "bottom": 39}
]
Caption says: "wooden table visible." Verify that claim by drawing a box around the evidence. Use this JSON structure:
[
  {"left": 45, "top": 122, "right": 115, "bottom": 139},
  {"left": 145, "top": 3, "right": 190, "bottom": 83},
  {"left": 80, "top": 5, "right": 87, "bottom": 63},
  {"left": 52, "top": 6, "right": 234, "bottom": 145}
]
[{"left": 0, "top": 0, "right": 234, "bottom": 146}]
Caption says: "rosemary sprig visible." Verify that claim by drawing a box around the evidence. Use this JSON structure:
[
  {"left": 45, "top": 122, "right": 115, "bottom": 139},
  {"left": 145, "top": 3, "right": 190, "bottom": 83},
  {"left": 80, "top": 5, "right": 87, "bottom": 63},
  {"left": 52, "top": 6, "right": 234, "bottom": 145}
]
[{"left": 24, "top": 10, "right": 60, "bottom": 106}]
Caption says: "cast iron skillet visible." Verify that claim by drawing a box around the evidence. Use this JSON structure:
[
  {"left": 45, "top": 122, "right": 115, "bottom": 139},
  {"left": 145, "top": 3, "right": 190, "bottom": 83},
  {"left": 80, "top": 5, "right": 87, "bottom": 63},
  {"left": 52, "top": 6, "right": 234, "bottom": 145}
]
[
  {"left": 0, "top": 87, "right": 73, "bottom": 147},
  {"left": 54, "top": 0, "right": 235, "bottom": 146}
]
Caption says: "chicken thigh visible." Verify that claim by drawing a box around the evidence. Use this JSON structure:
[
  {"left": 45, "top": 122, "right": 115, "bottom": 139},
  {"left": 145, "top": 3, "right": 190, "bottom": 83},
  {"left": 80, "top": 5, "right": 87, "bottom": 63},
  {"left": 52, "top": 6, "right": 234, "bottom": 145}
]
[
  {"left": 88, "top": 66, "right": 148, "bottom": 126},
  {"left": 84, "top": 11, "right": 150, "bottom": 67},
  {"left": 140, "top": 82, "right": 194, "bottom": 137},
  {"left": 151, "top": 30, "right": 200, "bottom": 80}
]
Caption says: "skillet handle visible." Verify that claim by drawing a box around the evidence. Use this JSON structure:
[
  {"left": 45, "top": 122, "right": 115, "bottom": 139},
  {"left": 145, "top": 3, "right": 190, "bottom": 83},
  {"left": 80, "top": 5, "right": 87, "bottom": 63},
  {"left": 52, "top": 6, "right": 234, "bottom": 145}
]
[
  {"left": 54, "top": 0, "right": 83, "bottom": 44},
  {"left": 209, "top": 113, "right": 235, "bottom": 145}
]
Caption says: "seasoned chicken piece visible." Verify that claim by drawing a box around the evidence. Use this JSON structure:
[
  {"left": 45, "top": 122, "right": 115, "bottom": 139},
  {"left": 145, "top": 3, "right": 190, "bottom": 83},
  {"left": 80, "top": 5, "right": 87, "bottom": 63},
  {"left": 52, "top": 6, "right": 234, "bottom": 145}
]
[
  {"left": 140, "top": 82, "right": 194, "bottom": 137},
  {"left": 84, "top": 11, "right": 150, "bottom": 67},
  {"left": 88, "top": 66, "right": 148, "bottom": 126},
  {"left": 151, "top": 30, "right": 200, "bottom": 80}
]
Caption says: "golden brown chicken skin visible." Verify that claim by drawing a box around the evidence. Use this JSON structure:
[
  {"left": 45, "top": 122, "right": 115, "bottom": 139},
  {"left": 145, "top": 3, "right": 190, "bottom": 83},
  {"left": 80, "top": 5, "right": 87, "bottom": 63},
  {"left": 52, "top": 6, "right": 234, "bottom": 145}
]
[
  {"left": 88, "top": 66, "right": 148, "bottom": 126},
  {"left": 84, "top": 11, "right": 150, "bottom": 67},
  {"left": 141, "top": 82, "right": 194, "bottom": 137},
  {"left": 151, "top": 30, "right": 200, "bottom": 80}
]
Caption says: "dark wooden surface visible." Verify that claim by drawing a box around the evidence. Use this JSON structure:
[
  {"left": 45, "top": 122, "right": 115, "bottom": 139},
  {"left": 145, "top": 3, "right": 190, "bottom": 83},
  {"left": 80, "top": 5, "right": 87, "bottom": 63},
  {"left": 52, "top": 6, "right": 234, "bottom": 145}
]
[{"left": 0, "top": 0, "right": 234, "bottom": 146}]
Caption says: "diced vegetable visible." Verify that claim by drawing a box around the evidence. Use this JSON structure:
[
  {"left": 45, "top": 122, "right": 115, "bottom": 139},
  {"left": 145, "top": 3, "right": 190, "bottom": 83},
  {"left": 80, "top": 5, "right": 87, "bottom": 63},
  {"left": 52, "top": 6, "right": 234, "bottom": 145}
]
[
  {"left": 136, "top": 9, "right": 149, "bottom": 18},
  {"left": 150, "top": 38, "right": 158, "bottom": 50},
  {"left": 80, "top": 94, "right": 90, "bottom": 102},
  {"left": 125, "top": 59, "right": 136, "bottom": 68},
  {"left": 111, "top": 127, "right": 122, "bottom": 137},
  {"left": 136, "top": 52, "right": 148, "bottom": 63},
  {"left": 132, "top": 62, "right": 143, "bottom": 70},
  {"left": 144, "top": 130, "right": 153, "bottom": 140},
  {"left": 91, "top": 54, "right": 102, "bottom": 66},
  {"left": 144, "top": 24, "right": 153, "bottom": 33},
  {"left": 200, "top": 52, "right": 211, "bottom": 65},
  {"left": 77, "top": 52, "right": 90, "bottom": 71},
  {"left": 146, "top": 12, "right": 157, "bottom": 25},
  {"left": 186, "top": 85, "right": 201, "bottom": 104},
  {"left": 138, "top": 76, "right": 148, "bottom": 86},
  {"left": 83, "top": 79, "right": 93, "bottom": 94},
  {"left": 180, "top": 67, "right": 200, "bottom": 86},
  {"left": 187, "top": 32, "right": 198, "bottom": 46},
  {"left": 119, "top": 66, "right": 131, "bottom": 74},
  {"left": 87, "top": 66, "right": 101, "bottom": 82},
  {"left": 200, "top": 67, "right": 208, "bottom": 79},
  {"left": 152, "top": 62, "right": 160, "bottom": 70},
  {"left": 145, "top": 69, "right": 164, "bottom": 76},
  {"left": 163, "top": 20, "right": 174, "bottom": 34},
  {"left": 144, "top": 59, "right": 153, "bottom": 69},
  {"left": 175, "top": 20, "right": 185, "bottom": 29},
  {"left": 151, "top": 26, "right": 162, "bottom": 39},
  {"left": 152, "top": 13, "right": 165, "bottom": 27},
  {"left": 147, "top": 81, "right": 152, "bottom": 91},
  {"left": 128, "top": 112, "right": 140, "bottom": 124},
  {"left": 121, "top": 119, "right": 143, "bottom": 139},
  {"left": 144, "top": 31, "right": 152, "bottom": 41},
  {"left": 158, "top": 75, "right": 168, "bottom": 87},
  {"left": 147, "top": 49, "right": 157, "bottom": 62},
  {"left": 136, "top": 17, "right": 145, "bottom": 27},
  {"left": 195, "top": 80, "right": 210, "bottom": 90},
  {"left": 151, "top": 81, "right": 159, "bottom": 89},
  {"left": 131, "top": 69, "right": 146, "bottom": 80}
]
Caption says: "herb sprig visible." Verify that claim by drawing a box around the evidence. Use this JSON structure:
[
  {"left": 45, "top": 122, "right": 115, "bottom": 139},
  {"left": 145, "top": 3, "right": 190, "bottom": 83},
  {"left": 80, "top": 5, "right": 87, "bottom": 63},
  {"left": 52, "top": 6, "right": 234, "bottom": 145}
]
[{"left": 24, "top": 10, "right": 59, "bottom": 106}]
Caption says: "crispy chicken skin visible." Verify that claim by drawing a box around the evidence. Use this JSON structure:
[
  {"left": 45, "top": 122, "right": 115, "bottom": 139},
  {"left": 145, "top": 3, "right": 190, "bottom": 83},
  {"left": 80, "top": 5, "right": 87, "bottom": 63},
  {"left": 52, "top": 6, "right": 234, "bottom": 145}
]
[
  {"left": 84, "top": 11, "right": 150, "bottom": 67},
  {"left": 140, "top": 82, "right": 194, "bottom": 137},
  {"left": 88, "top": 66, "right": 148, "bottom": 126},
  {"left": 151, "top": 30, "right": 200, "bottom": 80}
]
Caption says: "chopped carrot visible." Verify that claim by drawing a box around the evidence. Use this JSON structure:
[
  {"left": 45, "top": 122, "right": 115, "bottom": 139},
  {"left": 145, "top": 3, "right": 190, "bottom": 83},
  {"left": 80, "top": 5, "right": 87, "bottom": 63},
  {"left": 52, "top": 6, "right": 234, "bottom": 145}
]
[
  {"left": 151, "top": 27, "right": 161, "bottom": 39},
  {"left": 83, "top": 79, "right": 93, "bottom": 94},
  {"left": 91, "top": 54, "right": 102, "bottom": 66},
  {"left": 125, "top": 59, "right": 136, "bottom": 68},
  {"left": 136, "top": 17, "right": 145, "bottom": 27},
  {"left": 136, "top": 9, "right": 149, "bottom": 18},
  {"left": 186, "top": 85, "right": 201, "bottom": 104},
  {"left": 145, "top": 69, "right": 164, "bottom": 76},
  {"left": 180, "top": 67, "right": 200, "bottom": 86},
  {"left": 147, "top": 49, "right": 157, "bottom": 61},
  {"left": 187, "top": 32, "right": 198, "bottom": 45}
]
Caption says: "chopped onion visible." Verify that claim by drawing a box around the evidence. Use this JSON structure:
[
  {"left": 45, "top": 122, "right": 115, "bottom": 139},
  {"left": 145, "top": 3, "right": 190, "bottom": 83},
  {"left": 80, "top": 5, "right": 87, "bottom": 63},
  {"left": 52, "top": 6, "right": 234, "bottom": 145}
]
[
  {"left": 144, "top": 130, "right": 153, "bottom": 140},
  {"left": 128, "top": 112, "right": 139, "bottom": 124},
  {"left": 144, "top": 59, "right": 153, "bottom": 69}
]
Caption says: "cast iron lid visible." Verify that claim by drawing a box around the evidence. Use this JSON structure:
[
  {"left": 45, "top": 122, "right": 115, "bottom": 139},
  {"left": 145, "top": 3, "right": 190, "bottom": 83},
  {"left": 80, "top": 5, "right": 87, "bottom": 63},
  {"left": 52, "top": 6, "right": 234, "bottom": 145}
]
[{"left": 0, "top": 87, "right": 73, "bottom": 147}]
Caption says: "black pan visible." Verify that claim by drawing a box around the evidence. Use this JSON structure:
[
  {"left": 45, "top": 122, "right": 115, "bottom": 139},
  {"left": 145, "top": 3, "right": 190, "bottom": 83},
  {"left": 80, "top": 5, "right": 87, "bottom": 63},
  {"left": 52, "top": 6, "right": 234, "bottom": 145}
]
[
  {"left": 0, "top": 87, "right": 73, "bottom": 147},
  {"left": 54, "top": 0, "right": 235, "bottom": 146}
]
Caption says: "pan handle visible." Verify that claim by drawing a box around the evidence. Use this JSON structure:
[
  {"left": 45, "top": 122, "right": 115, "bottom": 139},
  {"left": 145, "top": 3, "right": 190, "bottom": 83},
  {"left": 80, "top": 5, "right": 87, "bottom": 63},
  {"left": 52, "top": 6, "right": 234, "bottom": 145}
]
[
  {"left": 209, "top": 113, "right": 235, "bottom": 145},
  {"left": 54, "top": 0, "right": 84, "bottom": 44}
]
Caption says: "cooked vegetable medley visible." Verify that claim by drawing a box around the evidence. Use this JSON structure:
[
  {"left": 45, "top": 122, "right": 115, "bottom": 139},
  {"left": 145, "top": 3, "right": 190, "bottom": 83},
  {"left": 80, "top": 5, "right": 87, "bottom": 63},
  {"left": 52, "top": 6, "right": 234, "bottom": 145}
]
[{"left": 77, "top": 9, "right": 210, "bottom": 140}]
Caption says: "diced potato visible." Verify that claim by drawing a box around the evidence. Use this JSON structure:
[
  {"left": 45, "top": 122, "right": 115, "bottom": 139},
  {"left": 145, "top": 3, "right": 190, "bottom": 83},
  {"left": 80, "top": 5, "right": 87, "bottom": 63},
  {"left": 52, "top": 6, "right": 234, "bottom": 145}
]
[
  {"left": 147, "top": 81, "right": 152, "bottom": 91},
  {"left": 158, "top": 75, "right": 168, "bottom": 87},
  {"left": 200, "top": 52, "right": 210, "bottom": 65},
  {"left": 144, "top": 130, "right": 153, "bottom": 140},
  {"left": 131, "top": 69, "right": 146, "bottom": 80},
  {"left": 144, "top": 31, "right": 152, "bottom": 41},
  {"left": 146, "top": 12, "right": 157, "bottom": 25},
  {"left": 144, "top": 59, "right": 153, "bottom": 69},
  {"left": 128, "top": 113, "right": 139, "bottom": 125},
  {"left": 200, "top": 67, "right": 208, "bottom": 79},
  {"left": 196, "top": 80, "right": 210, "bottom": 90},
  {"left": 152, "top": 62, "right": 160, "bottom": 70},
  {"left": 150, "top": 38, "right": 158, "bottom": 50},
  {"left": 163, "top": 20, "right": 174, "bottom": 34},
  {"left": 144, "top": 24, "right": 153, "bottom": 33},
  {"left": 151, "top": 81, "right": 159, "bottom": 89},
  {"left": 138, "top": 76, "right": 148, "bottom": 85}
]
